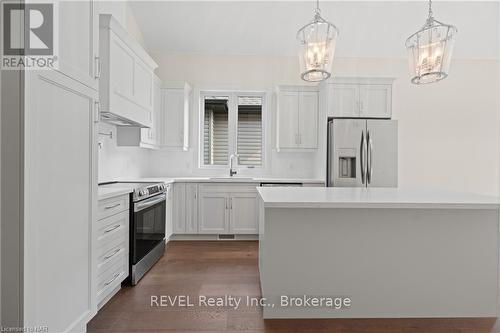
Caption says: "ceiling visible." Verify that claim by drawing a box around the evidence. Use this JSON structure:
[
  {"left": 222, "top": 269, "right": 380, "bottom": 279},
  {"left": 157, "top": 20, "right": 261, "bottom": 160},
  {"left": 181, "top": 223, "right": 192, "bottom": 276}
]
[{"left": 129, "top": 1, "right": 500, "bottom": 59}]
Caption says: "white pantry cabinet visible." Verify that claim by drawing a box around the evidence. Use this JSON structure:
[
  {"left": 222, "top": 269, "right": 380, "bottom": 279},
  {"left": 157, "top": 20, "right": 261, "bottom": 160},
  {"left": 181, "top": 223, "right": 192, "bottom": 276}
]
[
  {"left": 172, "top": 183, "right": 199, "bottom": 234},
  {"left": 24, "top": 69, "right": 98, "bottom": 331},
  {"left": 99, "top": 14, "right": 158, "bottom": 127},
  {"left": 198, "top": 184, "right": 259, "bottom": 234},
  {"left": 58, "top": 0, "right": 99, "bottom": 90},
  {"left": 276, "top": 86, "right": 318, "bottom": 151},
  {"left": 324, "top": 78, "right": 394, "bottom": 119},
  {"left": 158, "top": 82, "right": 192, "bottom": 150}
]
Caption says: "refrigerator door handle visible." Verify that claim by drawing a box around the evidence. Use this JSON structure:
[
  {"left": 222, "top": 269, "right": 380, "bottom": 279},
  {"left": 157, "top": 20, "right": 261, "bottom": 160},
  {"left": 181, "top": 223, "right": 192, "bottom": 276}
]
[
  {"left": 367, "top": 130, "right": 374, "bottom": 184},
  {"left": 360, "top": 130, "right": 367, "bottom": 184}
]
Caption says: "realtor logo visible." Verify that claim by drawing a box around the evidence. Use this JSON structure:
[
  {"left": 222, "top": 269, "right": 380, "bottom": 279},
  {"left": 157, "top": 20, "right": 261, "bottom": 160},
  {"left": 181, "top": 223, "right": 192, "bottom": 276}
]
[{"left": 1, "top": 1, "right": 58, "bottom": 69}]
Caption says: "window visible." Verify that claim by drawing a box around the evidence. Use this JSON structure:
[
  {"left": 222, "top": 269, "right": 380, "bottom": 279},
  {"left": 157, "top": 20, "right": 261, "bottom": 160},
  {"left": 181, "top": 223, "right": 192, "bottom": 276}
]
[{"left": 201, "top": 92, "right": 264, "bottom": 168}]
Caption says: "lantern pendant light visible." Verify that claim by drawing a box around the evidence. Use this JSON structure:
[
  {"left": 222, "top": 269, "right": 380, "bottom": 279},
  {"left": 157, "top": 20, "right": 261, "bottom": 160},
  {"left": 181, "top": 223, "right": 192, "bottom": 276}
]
[
  {"left": 405, "top": 0, "right": 457, "bottom": 84},
  {"left": 297, "top": 0, "right": 339, "bottom": 82}
]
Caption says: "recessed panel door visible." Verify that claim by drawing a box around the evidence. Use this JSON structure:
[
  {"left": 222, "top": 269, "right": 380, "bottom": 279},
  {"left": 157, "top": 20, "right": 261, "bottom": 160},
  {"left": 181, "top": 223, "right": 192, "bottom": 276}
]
[{"left": 198, "top": 192, "right": 228, "bottom": 234}]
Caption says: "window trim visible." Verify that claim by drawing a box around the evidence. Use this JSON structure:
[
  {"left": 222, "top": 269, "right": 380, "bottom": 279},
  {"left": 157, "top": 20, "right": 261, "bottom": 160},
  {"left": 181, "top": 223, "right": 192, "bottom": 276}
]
[{"left": 198, "top": 90, "right": 267, "bottom": 170}]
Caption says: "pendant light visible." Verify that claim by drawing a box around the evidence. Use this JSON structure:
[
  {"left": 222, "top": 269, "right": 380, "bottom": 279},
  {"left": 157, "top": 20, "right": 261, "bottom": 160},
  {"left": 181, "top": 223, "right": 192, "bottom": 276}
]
[
  {"left": 405, "top": 0, "right": 457, "bottom": 84},
  {"left": 297, "top": 0, "right": 339, "bottom": 82}
]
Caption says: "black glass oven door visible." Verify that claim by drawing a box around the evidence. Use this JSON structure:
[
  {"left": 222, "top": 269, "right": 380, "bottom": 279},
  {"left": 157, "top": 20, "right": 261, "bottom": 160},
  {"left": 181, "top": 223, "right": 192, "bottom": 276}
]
[{"left": 132, "top": 194, "right": 166, "bottom": 264}]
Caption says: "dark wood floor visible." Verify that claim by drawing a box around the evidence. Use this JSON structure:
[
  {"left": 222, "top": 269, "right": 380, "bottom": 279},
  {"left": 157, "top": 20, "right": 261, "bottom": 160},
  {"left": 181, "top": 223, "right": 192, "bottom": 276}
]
[{"left": 88, "top": 241, "right": 498, "bottom": 333}]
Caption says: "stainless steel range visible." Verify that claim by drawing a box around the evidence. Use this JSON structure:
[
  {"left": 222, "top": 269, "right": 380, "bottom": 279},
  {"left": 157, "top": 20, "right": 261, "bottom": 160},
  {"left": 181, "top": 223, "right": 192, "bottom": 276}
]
[{"left": 99, "top": 182, "right": 168, "bottom": 285}]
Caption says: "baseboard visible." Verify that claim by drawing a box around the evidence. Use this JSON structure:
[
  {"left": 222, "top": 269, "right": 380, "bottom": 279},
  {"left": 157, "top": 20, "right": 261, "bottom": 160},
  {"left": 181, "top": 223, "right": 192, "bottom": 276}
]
[{"left": 168, "top": 234, "right": 258, "bottom": 241}]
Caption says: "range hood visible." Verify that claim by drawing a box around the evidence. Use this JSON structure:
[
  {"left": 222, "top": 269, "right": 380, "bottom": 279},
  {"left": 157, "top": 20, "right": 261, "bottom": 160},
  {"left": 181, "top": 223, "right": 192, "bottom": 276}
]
[{"left": 100, "top": 112, "right": 150, "bottom": 128}]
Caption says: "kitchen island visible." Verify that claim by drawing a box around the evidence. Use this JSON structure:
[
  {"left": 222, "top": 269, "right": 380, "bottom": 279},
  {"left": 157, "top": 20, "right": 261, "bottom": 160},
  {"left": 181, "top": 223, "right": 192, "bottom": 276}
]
[{"left": 257, "top": 187, "right": 500, "bottom": 319}]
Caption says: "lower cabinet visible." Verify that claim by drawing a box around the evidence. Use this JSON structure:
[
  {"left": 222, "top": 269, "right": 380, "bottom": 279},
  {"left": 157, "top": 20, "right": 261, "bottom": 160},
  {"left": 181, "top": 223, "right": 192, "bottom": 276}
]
[
  {"left": 95, "top": 194, "right": 130, "bottom": 310},
  {"left": 172, "top": 183, "right": 199, "bottom": 234},
  {"left": 229, "top": 193, "right": 259, "bottom": 234},
  {"left": 172, "top": 183, "right": 260, "bottom": 235},
  {"left": 198, "top": 184, "right": 259, "bottom": 235},
  {"left": 198, "top": 192, "right": 228, "bottom": 234}
]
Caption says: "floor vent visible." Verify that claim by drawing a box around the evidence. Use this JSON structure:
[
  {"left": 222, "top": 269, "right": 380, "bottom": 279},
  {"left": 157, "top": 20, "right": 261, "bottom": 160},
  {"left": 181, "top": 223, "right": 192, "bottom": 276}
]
[{"left": 218, "top": 234, "right": 235, "bottom": 240}]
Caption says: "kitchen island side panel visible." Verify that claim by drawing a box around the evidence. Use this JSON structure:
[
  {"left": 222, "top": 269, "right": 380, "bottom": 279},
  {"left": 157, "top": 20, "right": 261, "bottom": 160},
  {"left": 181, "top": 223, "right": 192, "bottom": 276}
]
[{"left": 260, "top": 207, "right": 499, "bottom": 318}]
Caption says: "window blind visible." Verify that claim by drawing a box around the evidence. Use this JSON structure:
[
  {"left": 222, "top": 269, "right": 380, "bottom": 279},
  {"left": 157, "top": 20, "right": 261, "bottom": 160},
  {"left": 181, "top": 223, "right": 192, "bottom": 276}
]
[
  {"left": 204, "top": 98, "right": 229, "bottom": 165},
  {"left": 237, "top": 97, "right": 262, "bottom": 166}
]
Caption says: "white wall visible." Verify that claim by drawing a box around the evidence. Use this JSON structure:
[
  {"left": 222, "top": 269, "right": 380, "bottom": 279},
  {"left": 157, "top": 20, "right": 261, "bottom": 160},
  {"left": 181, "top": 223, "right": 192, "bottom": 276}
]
[
  {"left": 149, "top": 53, "right": 500, "bottom": 195},
  {"left": 97, "top": 1, "right": 149, "bottom": 182}
]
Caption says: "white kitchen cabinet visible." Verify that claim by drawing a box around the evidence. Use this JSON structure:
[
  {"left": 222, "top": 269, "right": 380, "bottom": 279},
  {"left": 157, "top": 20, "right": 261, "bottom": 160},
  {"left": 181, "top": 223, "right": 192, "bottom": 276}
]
[
  {"left": 198, "top": 192, "right": 228, "bottom": 234},
  {"left": 276, "top": 86, "right": 319, "bottom": 151},
  {"left": 185, "top": 184, "right": 199, "bottom": 233},
  {"left": 172, "top": 183, "right": 199, "bottom": 234},
  {"left": 95, "top": 195, "right": 129, "bottom": 309},
  {"left": 172, "top": 183, "right": 187, "bottom": 233},
  {"left": 158, "top": 82, "right": 192, "bottom": 150},
  {"left": 99, "top": 14, "right": 158, "bottom": 127},
  {"left": 298, "top": 91, "right": 319, "bottom": 149},
  {"left": 325, "top": 78, "right": 394, "bottom": 119},
  {"left": 197, "top": 184, "right": 259, "bottom": 235},
  {"left": 229, "top": 193, "right": 259, "bottom": 234},
  {"left": 58, "top": 0, "right": 99, "bottom": 90},
  {"left": 24, "top": 69, "right": 98, "bottom": 331},
  {"left": 276, "top": 91, "right": 299, "bottom": 149}
]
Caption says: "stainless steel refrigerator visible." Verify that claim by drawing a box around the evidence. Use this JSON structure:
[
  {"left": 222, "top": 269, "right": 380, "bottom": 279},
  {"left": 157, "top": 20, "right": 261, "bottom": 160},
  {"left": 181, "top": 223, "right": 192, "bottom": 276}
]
[{"left": 327, "top": 119, "right": 398, "bottom": 187}]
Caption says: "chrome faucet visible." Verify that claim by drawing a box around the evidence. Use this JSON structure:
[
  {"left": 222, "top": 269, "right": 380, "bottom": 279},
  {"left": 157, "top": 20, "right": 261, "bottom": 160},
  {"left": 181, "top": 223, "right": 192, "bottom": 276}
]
[{"left": 229, "top": 154, "right": 239, "bottom": 177}]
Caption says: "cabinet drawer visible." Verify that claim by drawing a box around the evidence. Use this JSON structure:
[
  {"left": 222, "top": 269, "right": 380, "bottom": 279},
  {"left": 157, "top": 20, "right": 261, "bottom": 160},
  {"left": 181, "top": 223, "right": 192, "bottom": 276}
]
[
  {"left": 97, "top": 240, "right": 128, "bottom": 276},
  {"left": 98, "top": 194, "right": 129, "bottom": 220},
  {"left": 198, "top": 184, "right": 258, "bottom": 193},
  {"left": 96, "top": 253, "right": 128, "bottom": 305},
  {"left": 96, "top": 210, "right": 129, "bottom": 245}
]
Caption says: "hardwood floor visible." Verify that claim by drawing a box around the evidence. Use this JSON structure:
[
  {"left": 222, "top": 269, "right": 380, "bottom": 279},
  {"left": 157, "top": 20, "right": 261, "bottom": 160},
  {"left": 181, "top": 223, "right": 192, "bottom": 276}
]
[{"left": 88, "top": 241, "right": 497, "bottom": 333}]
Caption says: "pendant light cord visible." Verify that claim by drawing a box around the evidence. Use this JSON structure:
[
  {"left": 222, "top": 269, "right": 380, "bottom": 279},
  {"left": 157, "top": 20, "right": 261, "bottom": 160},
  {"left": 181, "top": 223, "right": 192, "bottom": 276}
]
[{"left": 428, "top": 0, "right": 433, "bottom": 19}]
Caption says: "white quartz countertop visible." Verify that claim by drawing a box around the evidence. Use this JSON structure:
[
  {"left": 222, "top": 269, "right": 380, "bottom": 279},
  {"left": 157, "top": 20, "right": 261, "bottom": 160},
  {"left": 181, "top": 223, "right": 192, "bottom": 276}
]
[
  {"left": 98, "top": 186, "right": 133, "bottom": 200},
  {"left": 106, "top": 177, "right": 325, "bottom": 184},
  {"left": 257, "top": 187, "right": 500, "bottom": 209}
]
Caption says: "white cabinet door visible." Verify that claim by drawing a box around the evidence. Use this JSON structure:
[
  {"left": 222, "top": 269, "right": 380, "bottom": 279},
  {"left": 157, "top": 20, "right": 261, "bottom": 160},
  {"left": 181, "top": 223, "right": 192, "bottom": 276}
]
[
  {"left": 172, "top": 183, "right": 186, "bottom": 233},
  {"left": 140, "top": 76, "right": 161, "bottom": 148},
  {"left": 229, "top": 193, "right": 258, "bottom": 234},
  {"left": 185, "top": 184, "right": 199, "bottom": 234},
  {"left": 198, "top": 192, "right": 228, "bottom": 234},
  {"left": 24, "top": 70, "right": 97, "bottom": 331},
  {"left": 58, "top": 0, "right": 98, "bottom": 90},
  {"left": 162, "top": 88, "right": 185, "bottom": 148},
  {"left": 359, "top": 85, "right": 392, "bottom": 119},
  {"left": 277, "top": 91, "right": 299, "bottom": 149},
  {"left": 328, "top": 84, "right": 360, "bottom": 118},
  {"left": 298, "top": 91, "right": 318, "bottom": 149}
]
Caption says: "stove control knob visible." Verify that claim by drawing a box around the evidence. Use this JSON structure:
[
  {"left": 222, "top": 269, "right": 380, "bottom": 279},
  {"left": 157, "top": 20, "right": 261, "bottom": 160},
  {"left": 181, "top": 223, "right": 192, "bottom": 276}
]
[{"left": 139, "top": 189, "right": 148, "bottom": 196}]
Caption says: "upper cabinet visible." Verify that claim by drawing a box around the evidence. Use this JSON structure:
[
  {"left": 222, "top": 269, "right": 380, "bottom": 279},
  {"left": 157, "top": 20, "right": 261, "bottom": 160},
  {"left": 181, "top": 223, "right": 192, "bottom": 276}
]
[
  {"left": 324, "top": 78, "right": 394, "bottom": 119},
  {"left": 99, "top": 14, "right": 158, "bottom": 127},
  {"left": 58, "top": 0, "right": 99, "bottom": 90},
  {"left": 276, "top": 86, "right": 318, "bottom": 151},
  {"left": 157, "top": 82, "right": 192, "bottom": 151}
]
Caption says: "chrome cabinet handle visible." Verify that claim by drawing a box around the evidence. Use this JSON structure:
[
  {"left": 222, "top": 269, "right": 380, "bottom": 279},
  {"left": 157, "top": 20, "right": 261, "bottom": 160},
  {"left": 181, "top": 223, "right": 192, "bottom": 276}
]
[
  {"left": 367, "top": 131, "right": 373, "bottom": 184},
  {"left": 230, "top": 198, "right": 232, "bottom": 209},
  {"left": 104, "top": 224, "right": 120, "bottom": 233},
  {"left": 103, "top": 248, "right": 120, "bottom": 260},
  {"left": 360, "top": 130, "right": 367, "bottom": 184},
  {"left": 104, "top": 203, "right": 120, "bottom": 210},
  {"left": 225, "top": 198, "right": 228, "bottom": 209},
  {"left": 104, "top": 272, "right": 121, "bottom": 286}
]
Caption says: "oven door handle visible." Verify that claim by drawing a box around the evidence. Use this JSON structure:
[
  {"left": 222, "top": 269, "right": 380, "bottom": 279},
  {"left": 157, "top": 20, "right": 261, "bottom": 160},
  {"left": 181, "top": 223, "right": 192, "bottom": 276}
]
[{"left": 134, "top": 194, "right": 166, "bottom": 212}]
